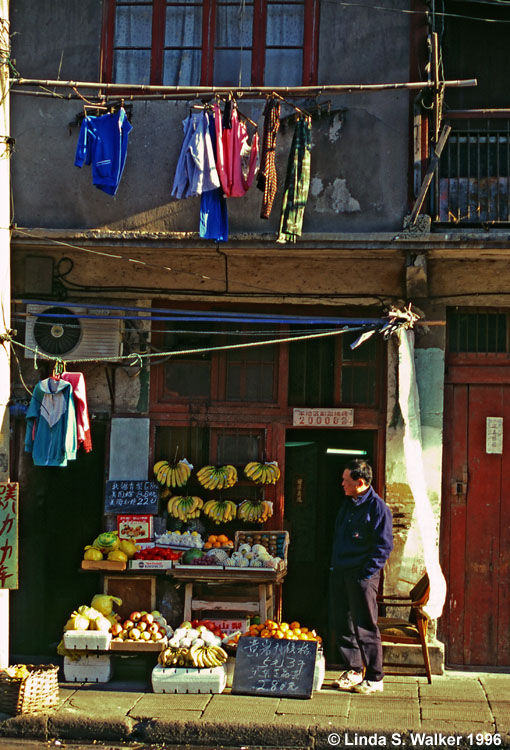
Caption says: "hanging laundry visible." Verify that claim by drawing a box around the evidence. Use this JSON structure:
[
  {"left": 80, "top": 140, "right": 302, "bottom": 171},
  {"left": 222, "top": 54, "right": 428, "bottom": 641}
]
[
  {"left": 75, "top": 107, "right": 133, "bottom": 196},
  {"left": 172, "top": 110, "right": 220, "bottom": 199},
  {"left": 25, "top": 378, "right": 77, "bottom": 467},
  {"left": 200, "top": 112, "right": 228, "bottom": 242},
  {"left": 214, "top": 102, "right": 259, "bottom": 198},
  {"left": 277, "top": 117, "right": 312, "bottom": 244},
  {"left": 61, "top": 371, "right": 92, "bottom": 453},
  {"left": 257, "top": 99, "right": 281, "bottom": 219}
]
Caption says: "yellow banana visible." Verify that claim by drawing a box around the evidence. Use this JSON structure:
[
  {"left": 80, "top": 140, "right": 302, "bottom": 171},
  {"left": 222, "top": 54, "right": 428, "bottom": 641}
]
[
  {"left": 157, "top": 463, "right": 170, "bottom": 484},
  {"left": 154, "top": 460, "right": 168, "bottom": 476}
]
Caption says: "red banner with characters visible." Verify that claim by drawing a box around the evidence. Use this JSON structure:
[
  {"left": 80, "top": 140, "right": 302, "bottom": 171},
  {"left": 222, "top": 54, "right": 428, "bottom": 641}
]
[{"left": 0, "top": 482, "right": 19, "bottom": 589}]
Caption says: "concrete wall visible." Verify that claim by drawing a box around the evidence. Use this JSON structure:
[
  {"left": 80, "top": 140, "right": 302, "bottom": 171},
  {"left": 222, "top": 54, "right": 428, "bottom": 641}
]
[{"left": 10, "top": 0, "right": 412, "bottom": 234}]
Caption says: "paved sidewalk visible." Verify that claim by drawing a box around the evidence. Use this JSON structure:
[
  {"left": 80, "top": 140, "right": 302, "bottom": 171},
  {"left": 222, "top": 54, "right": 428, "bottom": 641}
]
[{"left": 0, "top": 669, "right": 509, "bottom": 749}]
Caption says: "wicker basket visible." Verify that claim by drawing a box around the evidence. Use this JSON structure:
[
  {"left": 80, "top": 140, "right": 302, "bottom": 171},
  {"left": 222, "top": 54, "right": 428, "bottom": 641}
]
[{"left": 0, "top": 664, "right": 59, "bottom": 715}]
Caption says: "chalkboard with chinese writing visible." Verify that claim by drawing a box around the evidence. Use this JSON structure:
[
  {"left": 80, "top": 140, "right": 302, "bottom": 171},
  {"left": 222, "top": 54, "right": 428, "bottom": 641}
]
[
  {"left": 232, "top": 637, "right": 318, "bottom": 699},
  {"left": 104, "top": 480, "right": 159, "bottom": 514}
]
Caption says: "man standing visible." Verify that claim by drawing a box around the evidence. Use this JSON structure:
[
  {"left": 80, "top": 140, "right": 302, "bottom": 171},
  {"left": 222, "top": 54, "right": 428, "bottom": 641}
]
[{"left": 330, "top": 459, "right": 393, "bottom": 694}]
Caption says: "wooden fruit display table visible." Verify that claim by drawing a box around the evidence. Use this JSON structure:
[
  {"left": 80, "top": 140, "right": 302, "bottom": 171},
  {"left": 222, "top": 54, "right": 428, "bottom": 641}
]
[{"left": 168, "top": 567, "right": 287, "bottom": 623}]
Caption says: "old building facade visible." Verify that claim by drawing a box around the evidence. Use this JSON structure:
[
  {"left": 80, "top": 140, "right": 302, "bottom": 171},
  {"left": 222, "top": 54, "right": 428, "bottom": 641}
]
[{"left": 5, "top": 0, "right": 510, "bottom": 669}]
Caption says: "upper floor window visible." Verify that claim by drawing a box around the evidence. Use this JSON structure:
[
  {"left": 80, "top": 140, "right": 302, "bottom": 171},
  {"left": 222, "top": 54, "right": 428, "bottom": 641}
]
[{"left": 101, "top": 0, "right": 320, "bottom": 87}]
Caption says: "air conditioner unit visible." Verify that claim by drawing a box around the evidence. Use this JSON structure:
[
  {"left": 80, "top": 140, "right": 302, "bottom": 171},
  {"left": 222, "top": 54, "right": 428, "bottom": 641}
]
[{"left": 24, "top": 304, "right": 123, "bottom": 360}]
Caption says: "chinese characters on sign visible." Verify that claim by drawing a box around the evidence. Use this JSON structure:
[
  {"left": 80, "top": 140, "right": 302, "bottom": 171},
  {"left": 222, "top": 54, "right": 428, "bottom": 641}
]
[
  {"left": 292, "top": 408, "right": 354, "bottom": 427},
  {"left": 104, "top": 480, "right": 159, "bottom": 514},
  {"left": 0, "top": 482, "right": 19, "bottom": 589},
  {"left": 232, "top": 636, "right": 317, "bottom": 698},
  {"left": 486, "top": 417, "right": 503, "bottom": 454}
]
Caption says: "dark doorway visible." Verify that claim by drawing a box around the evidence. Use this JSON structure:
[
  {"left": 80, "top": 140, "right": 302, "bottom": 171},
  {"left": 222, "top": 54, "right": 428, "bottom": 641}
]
[
  {"left": 10, "top": 420, "right": 107, "bottom": 659},
  {"left": 283, "top": 428, "right": 377, "bottom": 663}
]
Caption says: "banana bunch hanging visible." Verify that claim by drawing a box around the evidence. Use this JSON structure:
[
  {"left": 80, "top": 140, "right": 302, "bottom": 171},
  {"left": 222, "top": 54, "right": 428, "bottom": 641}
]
[
  {"left": 153, "top": 458, "right": 193, "bottom": 488},
  {"left": 197, "top": 464, "right": 238, "bottom": 490},
  {"left": 202, "top": 499, "right": 237, "bottom": 524},
  {"left": 167, "top": 495, "right": 204, "bottom": 522},
  {"left": 238, "top": 499, "right": 273, "bottom": 523},
  {"left": 244, "top": 461, "right": 281, "bottom": 485}
]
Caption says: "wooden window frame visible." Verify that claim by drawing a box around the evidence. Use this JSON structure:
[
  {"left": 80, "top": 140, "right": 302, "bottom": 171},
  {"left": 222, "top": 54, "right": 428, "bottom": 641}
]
[{"left": 101, "top": 0, "right": 320, "bottom": 86}]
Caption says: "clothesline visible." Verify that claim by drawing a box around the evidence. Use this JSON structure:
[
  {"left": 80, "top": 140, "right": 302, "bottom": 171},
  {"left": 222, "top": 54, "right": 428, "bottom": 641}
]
[{"left": 10, "top": 77, "right": 478, "bottom": 99}]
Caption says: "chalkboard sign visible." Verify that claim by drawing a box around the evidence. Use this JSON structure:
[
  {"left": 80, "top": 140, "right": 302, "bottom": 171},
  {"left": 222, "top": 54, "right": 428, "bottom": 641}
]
[
  {"left": 104, "top": 480, "right": 159, "bottom": 514},
  {"left": 232, "top": 637, "right": 318, "bottom": 699}
]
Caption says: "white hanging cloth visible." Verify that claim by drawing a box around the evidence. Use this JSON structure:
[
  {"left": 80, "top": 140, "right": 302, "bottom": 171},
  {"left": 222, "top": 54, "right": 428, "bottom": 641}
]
[{"left": 397, "top": 327, "right": 447, "bottom": 620}]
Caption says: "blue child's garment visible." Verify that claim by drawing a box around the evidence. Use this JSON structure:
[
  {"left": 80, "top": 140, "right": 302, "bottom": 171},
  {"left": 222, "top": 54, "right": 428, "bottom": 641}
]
[
  {"left": 25, "top": 378, "right": 77, "bottom": 467},
  {"left": 75, "top": 107, "right": 133, "bottom": 195},
  {"left": 200, "top": 112, "right": 228, "bottom": 242}
]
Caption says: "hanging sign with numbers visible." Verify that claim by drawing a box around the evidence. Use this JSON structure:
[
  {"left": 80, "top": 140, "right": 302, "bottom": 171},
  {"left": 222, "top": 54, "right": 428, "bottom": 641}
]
[{"left": 104, "top": 480, "right": 160, "bottom": 514}]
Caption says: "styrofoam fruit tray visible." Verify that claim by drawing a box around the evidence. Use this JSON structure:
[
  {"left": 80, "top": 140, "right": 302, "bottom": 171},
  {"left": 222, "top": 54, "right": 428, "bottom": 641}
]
[
  {"left": 63, "top": 631, "right": 112, "bottom": 651},
  {"left": 152, "top": 664, "right": 227, "bottom": 694},
  {"left": 63, "top": 654, "right": 112, "bottom": 683}
]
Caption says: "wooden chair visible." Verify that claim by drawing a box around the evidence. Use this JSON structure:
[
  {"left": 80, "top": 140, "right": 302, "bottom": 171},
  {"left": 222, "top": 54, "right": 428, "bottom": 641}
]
[{"left": 377, "top": 573, "right": 432, "bottom": 683}]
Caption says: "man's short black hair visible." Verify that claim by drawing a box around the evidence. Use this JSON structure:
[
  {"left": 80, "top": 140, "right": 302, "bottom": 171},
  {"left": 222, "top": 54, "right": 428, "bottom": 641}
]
[{"left": 345, "top": 458, "right": 373, "bottom": 485}]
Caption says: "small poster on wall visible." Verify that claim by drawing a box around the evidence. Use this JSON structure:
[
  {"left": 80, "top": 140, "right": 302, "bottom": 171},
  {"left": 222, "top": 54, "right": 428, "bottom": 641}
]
[{"left": 0, "top": 482, "right": 19, "bottom": 589}]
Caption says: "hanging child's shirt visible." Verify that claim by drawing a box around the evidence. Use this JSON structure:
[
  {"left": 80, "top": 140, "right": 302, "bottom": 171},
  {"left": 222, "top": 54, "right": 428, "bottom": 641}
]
[
  {"left": 75, "top": 107, "right": 133, "bottom": 196},
  {"left": 25, "top": 379, "right": 77, "bottom": 467},
  {"left": 172, "top": 111, "right": 220, "bottom": 199},
  {"left": 200, "top": 112, "right": 228, "bottom": 242},
  {"left": 61, "top": 372, "right": 92, "bottom": 453},
  {"left": 214, "top": 102, "right": 259, "bottom": 198}
]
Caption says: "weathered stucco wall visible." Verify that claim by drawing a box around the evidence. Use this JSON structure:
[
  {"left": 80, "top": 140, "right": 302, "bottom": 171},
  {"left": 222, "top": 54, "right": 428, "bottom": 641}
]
[{"left": 10, "top": 0, "right": 411, "bottom": 235}]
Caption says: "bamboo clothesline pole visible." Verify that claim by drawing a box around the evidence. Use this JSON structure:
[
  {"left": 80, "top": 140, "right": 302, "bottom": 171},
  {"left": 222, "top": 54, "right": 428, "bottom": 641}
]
[{"left": 9, "top": 77, "right": 478, "bottom": 99}]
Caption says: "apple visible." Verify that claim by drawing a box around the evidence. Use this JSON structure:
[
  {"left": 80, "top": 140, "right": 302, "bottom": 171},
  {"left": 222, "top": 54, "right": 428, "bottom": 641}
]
[
  {"left": 141, "top": 613, "right": 154, "bottom": 625},
  {"left": 138, "top": 621, "right": 147, "bottom": 632},
  {"left": 129, "top": 611, "right": 142, "bottom": 623},
  {"left": 129, "top": 628, "right": 141, "bottom": 640},
  {"left": 151, "top": 610, "right": 162, "bottom": 618},
  {"left": 141, "top": 631, "right": 151, "bottom": 640},
  {"left": 110, "top": 623, "right": 123, "bottom": 637},
  {"left": 151, "top": 631, "right": 163, "bottom": 640},
  {"left": 148, "top": 623, "right": 160, "bottom": 634},
  {"left": 122, "top": 619, "right": 134, "bottom": 631}
]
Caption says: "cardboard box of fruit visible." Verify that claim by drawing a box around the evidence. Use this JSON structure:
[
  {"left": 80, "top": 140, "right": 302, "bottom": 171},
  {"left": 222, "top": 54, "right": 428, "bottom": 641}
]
[{"left": 109, "top": 610, "right": 170, "bottom": 651}]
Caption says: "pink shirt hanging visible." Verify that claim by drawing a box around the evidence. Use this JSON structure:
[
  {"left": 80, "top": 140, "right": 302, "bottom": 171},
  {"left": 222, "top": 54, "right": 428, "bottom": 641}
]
[
  {"left": 62, "top": 372, "right": 92, "bottom": 453},
  {"left": 214, "top": 102, "right": 259, "bottom": 198}
]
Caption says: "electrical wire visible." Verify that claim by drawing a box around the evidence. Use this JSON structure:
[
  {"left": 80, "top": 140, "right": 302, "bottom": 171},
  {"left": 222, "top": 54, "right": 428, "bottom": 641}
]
[{"left": 8, "top": 322, "right": 382, "bottom": 365}]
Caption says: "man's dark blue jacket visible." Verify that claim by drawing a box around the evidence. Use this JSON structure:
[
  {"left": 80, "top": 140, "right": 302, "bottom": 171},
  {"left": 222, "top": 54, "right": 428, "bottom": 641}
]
[{"left": 331, "top": 485, "right": 393, "bottom": 579}]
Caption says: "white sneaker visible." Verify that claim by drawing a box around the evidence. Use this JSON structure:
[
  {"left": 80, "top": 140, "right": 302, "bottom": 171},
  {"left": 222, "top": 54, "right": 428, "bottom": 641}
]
[
  {"left": 334, "top": 670, "right": 364, "bottom": 691},
  {"left": 352, "top": 679, "right": 384, "bottom": 694}
]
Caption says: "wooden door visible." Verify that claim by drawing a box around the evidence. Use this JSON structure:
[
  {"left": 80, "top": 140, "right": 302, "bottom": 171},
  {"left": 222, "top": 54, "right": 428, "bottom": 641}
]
[{"left": 441, "top": 381, "right": 510, "bottom": 666}]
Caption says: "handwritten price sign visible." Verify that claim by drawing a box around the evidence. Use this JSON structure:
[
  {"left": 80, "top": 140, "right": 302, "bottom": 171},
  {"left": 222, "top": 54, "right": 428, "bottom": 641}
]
[{"left": 0, "top": 483, "right": 19, "bottom": 589}]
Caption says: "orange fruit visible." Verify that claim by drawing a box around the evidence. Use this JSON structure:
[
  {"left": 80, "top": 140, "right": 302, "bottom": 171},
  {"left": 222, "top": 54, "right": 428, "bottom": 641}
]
[
  {"left": 280, "top": 622, "right": 290, "bottom": 631},
  {"left": 260, "top": 629, "right": 271, "bottom": 637},
  {"left": 217, "top": 534, "right": 228, "bottom": 543},
  {"left": 265, "top": 620, "right": 277, "bottom": 629},
  {"left": 290, "top": 621, "right": 300, "bottom": 630},
  {"left": 292, "top": 628, "right": 302, "bottom": 636},
  {"left": 275, "top": 630, "right": 285, "bottom": 639},
  {"left": 213, "top": 542, "right": 221, "bottom": 548},
  {"left": 203, "top": 542, "right": 212, "bottom": 549},
  {"left": 208, "top": 535, "right": 217, "bottom": 543},
  {"left": 300, "top": 627, "right": 309, "bottom": 633},
  {"left": 298, "top": 633, "right": 308, "bottom": 640}
]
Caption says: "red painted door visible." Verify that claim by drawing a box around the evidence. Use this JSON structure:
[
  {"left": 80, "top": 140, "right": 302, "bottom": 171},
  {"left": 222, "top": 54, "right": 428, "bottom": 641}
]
[{"left": 441, "top": 381, "right": 510, "bottom": 666}]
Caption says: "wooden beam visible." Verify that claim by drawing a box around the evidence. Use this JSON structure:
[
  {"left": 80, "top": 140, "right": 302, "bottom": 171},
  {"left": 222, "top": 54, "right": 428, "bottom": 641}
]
[{"left": 409, "top": 123, "right": 451, "bottom": 225}]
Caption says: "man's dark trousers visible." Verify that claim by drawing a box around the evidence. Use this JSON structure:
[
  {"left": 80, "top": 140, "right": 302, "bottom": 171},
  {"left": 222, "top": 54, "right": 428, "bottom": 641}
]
[{"left": 330, "top": 567, "right": 383, "bottom": 682}]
